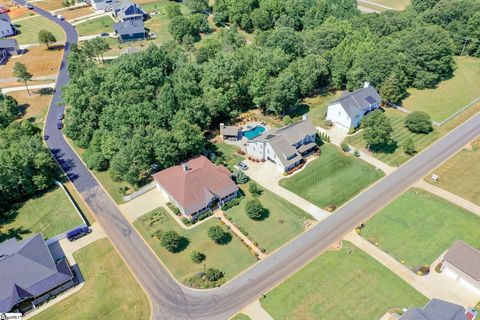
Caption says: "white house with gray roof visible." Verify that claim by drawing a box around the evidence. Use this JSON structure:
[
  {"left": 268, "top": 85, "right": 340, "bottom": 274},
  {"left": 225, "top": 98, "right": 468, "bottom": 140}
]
[
  {"left": 0, "top": 13, "right": 14, "bottom": 38},
  {"left": 246, "top": 118, "right": 317, "bottom": 173},
  {"left": 399, "top": 299, "right": 472, "bottom": 320},
  {"left": 326, "top": 83, "right": 381, "bottom": 132},
  {"left": 442, "top": 240, "right": 480, "bottom": 295}
]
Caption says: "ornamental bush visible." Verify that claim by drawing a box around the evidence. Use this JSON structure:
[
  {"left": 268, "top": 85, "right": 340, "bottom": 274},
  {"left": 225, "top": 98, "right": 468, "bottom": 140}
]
[
  {"left": 245, "top": 198, "right": 265, "bottom": 220},
  {"left": 190, "top": 250, "right": 206, "bottom": 264},
  {"left": 405, "top": 111, "right": 433, "bottom": 134},
  {"left": 160, "top": 230, "right": 182, "bottom": 253},
  {"left": 207, "top": 225, "right": 228, "bottom": 244}
]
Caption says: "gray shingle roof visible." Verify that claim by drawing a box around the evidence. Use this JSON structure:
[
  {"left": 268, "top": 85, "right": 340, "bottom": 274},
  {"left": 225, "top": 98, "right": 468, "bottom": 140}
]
[
  {"left": 114, "top": 18, "right": 145, "bottom": 36},
  {"left": 220, "top": 125, "right": 240, "bottom": 137},
  {"left": 445, "top": 240, "right": 480, "bottom": 281},
  {"left": 0, "top": 13, "right": 11, "bottom": 23},
  {"left": 400, "top": 299, "right": 467, "bottom": 320},
  {"left": 0, "top": 234, "right": 73, "bottom": 312},
  {"left": 330, "top": 86, "right": 381, "bottom": 119}
]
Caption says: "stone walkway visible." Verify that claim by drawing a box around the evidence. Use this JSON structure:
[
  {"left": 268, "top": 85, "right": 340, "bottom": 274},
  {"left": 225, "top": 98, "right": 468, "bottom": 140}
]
[
  {"left": 240, "top": 300, "right": 273, "bottom": 320},
  {"left": 345, "top": 232, "right": 480, "bottom": 306}
]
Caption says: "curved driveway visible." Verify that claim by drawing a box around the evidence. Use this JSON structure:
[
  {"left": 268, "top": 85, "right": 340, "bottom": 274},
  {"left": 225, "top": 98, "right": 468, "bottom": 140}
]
[{"left": 16, "top": 2, "right": 480, "bottom": 319}]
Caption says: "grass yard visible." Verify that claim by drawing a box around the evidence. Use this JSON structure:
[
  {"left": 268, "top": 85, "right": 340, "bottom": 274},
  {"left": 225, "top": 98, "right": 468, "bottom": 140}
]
[
  {"left": 426, "top": 145, "right": 480, "bottom": 206},
  {"left": 279, "top": 144, "right": 384, "bottom": 208},
  {"left": 224, "top": 183, "right": 312, "bottom": 253},
  {"left": 261, "top": 241, "right": 427, "bottom": 320},
  {"left": 134, "top": 208, "right": 257, "bottom": 283},
  {"left": 0, "top": 186, "right": 83, "bottom": 242},
  {"left": 299, "top": 90, "right": 342, "bottom": 127},
  {"left": 31, "top": 239, "right": 150, "bottom": 320},
  {"left": 0, "top": 45, "right": 63, "bottom": 78},
  {"left": 35, "top": 0, "right": 65, "bottom": 11},
  {"left": 402, "top": 57, "right": 480, "bottom": 122},
  {"left": 212, "top": 141, "right": 244, "bottom": 170},
  {"left": 346, "top": 108, "right": 441, "bottom": 166},
  {"left": 55, "top": 6, "right": 94, "bottom": 21},
  {"left": 360, "top": 0, "right": 411, "bottom": 10},
  {"left": 231, "top": 314, "right": 251, "bottom": 320},
  {"left": 75, "top": 15, "right": 114, "bottom": 37},
  {"left": 13, "top": 15, "right": 65, "bottom": 44},
  {"left": 8, "top": 88, "right": 53, "bottom": 126},
  {"left": 361, "top": 188, "right": 480, "bottom": 269}
]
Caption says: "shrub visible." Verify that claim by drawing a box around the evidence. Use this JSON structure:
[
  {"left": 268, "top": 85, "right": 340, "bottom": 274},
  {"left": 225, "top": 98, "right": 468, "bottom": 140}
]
[
  {"left": 340, "top": 141, "right": 349, "bottom": 152},
  {"left": 354, "top": 149, "right": 360, "bottom": 157},
  {"left": 233, "top": 169, "right": 249, "bottom": 184},
  {"left": 238, "top": 227, "right": 248, "bottom": 236},
  {"left": 348, "top": 127, "right": 356, "bottom": 134},
  {"left": 221, "top": 197, "right": 241, "bottom": 210},
  {"left": 207, "top": 225, "right": 228, "bottom": 244},
  {"left": 283, "top": 115, "right": 293, "bottom": 125},
  {"left": 190, "top": 250, "right": 205, "bottom": 264},
  {"left": 324, "top": 119, "right": 333, "bottom": 127},
  {"left": 403, "top": 137, "right": 416, "bottom": 155},
  {"left": 205, "top": 268, "right": 224, "bottom": 282},
  {"left": 153, "top": 229, "right": 163, "bottom": 240},
  {"left": 405, "top": 111, "right": 433, "bottom": 134},
  {"left": 167, "top": 202, "right": 180, "bottom": 215},
  {"left": 196, "top": 211, "right": 212, "bottom": 221},
  {"left": 181, "top": 217, "right": 190, "bottom": 225},
  {"left": 248, "top": 182, "right": 263, "bottom": 197},
  {"left": 160, "top": 230, "right": 182, "bottom": 253},
  {"left": 245, "top": 198, "right": 265, "bottom": 220}
]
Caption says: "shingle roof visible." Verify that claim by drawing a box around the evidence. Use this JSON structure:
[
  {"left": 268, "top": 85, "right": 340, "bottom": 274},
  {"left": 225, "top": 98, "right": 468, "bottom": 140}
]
[
  {"left": 400, "top": 299, "right": 467, "bottom": 320},
  {"left": 445, "top": 240, "right": 480, "bottom": 281},
  {"left": 0, "top": 234, "right": 74, "bottom": 312},
  {"left": 152, "top": 156, "right": 238, "bottom": 215},
  {"left": 330, "top": 86, "right": 381, "bottom": 119},
  {"left": 114, "top": 18, "right": 145, "bottom": 36},
  {"left": 0, "top": 13, "right": 11, "bottom": 23},
  {"left": 220, "top": 125, "right": 240, "bottom": 137}
]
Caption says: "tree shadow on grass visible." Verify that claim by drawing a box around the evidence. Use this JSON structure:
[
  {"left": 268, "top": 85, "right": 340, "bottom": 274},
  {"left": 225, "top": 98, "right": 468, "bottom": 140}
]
[
  {"left": 369, "top": 140, "right": 398, "bottom": 155},
  {"left": 216, "top": 232, "right": 232, "bottom": 246},
  {"left": 172, "top": 236, "right": 190, "bottom": 253},
  {"left": 251, "top": 208, "right": 270, "bottom": 222},
  {"left": 0, "top": 226, "right": 31, "bottom": 242}
]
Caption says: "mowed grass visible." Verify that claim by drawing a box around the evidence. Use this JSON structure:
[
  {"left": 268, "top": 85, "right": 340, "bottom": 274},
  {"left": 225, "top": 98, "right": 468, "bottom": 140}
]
[
  {"left": 213, "top": 141, "right": 244, "bottom": 170},
  {"left": 231, "top": 314, "right": 251, "bottom": 320},
  {"left": 31, "top": 239, "right": 150, "bottom": 320},
  {"left": 0, "top": 186, "right": 83, "bottom": 242},
  {"left": 76, "top": 15, "right": 114, "bottom": 36},
  {"left": 13, "top": 15, "right": 65, "bottom": 44},
  {"left": 403, "top": 57, "right": 480, "bottom": 122},
  {"left": 298, "top": 90, "right": 342, "bottom": 128},
  {"left": 261, "top": 241, "right": 427, "bottom": 320},
  {"left": 427, "top": 146, "right": 480, "bottom": 206},
  {"left": 224, "top": 183, "right": 312, "bottom": 253},
  {"left": 279, "top": 144, "right": 384, "bottom": 208},
  {"left": 134, "top": 208, "right": 257, "bottom": 283},
  {"left": 362, "top": 188, "right": 480, "bottom": 269},
  {"left": 346, "top": 109, "right": 440, "bottom": 166},
  {"left": 143, "top": 0, "right": 190, "bottom": 42},
  {"left": 360, "top": 0, "right": 411, "bottom": 10}
]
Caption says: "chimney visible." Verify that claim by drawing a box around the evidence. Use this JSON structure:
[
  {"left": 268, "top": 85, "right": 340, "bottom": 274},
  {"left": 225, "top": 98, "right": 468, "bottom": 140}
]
[
  {"left": 183, "top": 163, "right": 189, "bottom": 172},
  {"left": 364, "top": 81, "right": 370, "bottom": 88}
]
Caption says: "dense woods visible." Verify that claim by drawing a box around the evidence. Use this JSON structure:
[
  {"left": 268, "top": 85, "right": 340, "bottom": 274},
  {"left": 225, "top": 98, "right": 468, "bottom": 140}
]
[{"left": 63, "top": 0, "right": 480, "bottom": 186}]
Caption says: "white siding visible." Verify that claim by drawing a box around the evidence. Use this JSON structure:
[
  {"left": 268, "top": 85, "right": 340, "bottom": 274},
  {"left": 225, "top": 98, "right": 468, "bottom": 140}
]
[
  {"left": 326, "top": 103, "right": 352, "bottom": 132},
  {"left": 246, "top": 141, "right": 264, "bottom": 159}
]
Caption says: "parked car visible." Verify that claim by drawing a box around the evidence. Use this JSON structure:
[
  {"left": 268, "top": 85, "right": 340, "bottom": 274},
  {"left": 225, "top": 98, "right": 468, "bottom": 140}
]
[
  {"left": 25, "top": 3, "right": 33, "bottom": 9},
  {"left": 51, "top": 12, "right": 56, "bottom": 17},
  {"left": 100, "top": 32, "right": 109, "bottom": 37},
  {"left": 57, "top": 113, "right": 64, "bottom": 120},
  {"left": 66, "top": 227, "right": 91, "bottom": 242},
  {"left": 57, "top": 122, "right": 63, "bottom": 129},
  {"left": 237, "top": 161, "right": 248, "bottom": 171},
  {"left": 58, "top": 15, "right": 64, "bottom": 20}
]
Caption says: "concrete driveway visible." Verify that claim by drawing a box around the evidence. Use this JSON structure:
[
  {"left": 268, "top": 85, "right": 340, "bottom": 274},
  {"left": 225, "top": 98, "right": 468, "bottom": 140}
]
[{"left": 118, "top": 188, "right": 167, "bottom": 222}]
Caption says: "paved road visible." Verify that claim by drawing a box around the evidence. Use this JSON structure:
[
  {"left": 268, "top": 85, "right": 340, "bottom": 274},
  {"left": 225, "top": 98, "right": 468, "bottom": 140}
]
[{"left": 18, "top": 2, "right": 480, "bottom": 319}]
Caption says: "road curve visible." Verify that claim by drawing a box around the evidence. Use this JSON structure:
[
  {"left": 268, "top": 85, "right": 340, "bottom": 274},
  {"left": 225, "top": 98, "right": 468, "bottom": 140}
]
[{"left": 17, "top": 2, "right": 480, "bottom": 319}]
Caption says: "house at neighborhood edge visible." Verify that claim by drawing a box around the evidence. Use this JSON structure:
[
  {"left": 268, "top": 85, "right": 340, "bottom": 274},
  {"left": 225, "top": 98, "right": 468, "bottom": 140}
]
[
  {"left": 246, "top": 118, "right": 317, "bottom": 173},
  {"left": 152, "top": 156, "right": 239, "bottom": 219},
  {"left": 0, "top": 13, "right": 14, "bottom": 38},
  {"left": 326, "top": 82, "right": 381, "bottom": 132}
]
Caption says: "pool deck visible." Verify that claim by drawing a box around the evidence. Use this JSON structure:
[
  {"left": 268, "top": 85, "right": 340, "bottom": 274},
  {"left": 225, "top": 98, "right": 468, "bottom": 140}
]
[{"left": 224, "top": 122, "right": 270, "bottom": 149}]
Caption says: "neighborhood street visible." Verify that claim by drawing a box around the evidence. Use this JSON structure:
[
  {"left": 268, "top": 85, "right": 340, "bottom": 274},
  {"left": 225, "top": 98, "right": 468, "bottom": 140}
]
[{"left": 19, "top": 2, "right": 480, "bottom": 319}]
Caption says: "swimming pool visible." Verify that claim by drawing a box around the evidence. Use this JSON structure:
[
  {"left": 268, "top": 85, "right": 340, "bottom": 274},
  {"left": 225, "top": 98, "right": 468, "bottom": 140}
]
[{"left": 242, "top": 126, "right": 266, "bottom": 140}]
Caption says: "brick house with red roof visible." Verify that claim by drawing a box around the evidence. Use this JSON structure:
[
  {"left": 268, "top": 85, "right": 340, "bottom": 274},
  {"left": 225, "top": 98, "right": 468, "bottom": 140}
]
[{"left": 152, "top": 156, "right": 239, "bottom": 219}]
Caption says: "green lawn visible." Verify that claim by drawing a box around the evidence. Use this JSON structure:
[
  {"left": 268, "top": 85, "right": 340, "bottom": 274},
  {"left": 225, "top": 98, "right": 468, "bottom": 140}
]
[
  {"left": 359, "top": 0, "right": 411, "bottom": 10},
  {"left": 346, "top": 109, "right": 441, "bottom": 166},
  {"left": 261, "top": 241, "right": 427, "bottom": 320},
  {"left": 426, "top": 147, "right": 480, "bottom": 205},
  {"left": 224, "top": 183, "right": 312, "bottom": 253},
  {"left": 402, "top": 57, "right": 480, "bottom": 122},
  {"left": 13, "top": 16, "right": 65, "bottom": 45},
  {"left": 231, "top": 314, "right": 251, "bottom": 320},
  {"left": 134, "top": 208, "right": 257, "bottom": 283},
  {"left": 76, "top": 16, "right": 114, "bottom": 37},
  {"left": 361, "top": 188, "right": 480, "bottom": 269},
  {"left": 295, "top": 91, "right": 341, "bottom": 128},
  {"left": 31, "top": 239, "right": 150, "bottom": 320},
  {"left": 279, "top": 144, "right": 384, "bottom": 208},
  {"left": 212, "top": 141, "right": 244, "bottom": 170},
  {"left": 143, "top": 0, "right": 191, "bottom": 42},
  {"left": 0, "top": 186, "right": 84, "bottom": 242}
]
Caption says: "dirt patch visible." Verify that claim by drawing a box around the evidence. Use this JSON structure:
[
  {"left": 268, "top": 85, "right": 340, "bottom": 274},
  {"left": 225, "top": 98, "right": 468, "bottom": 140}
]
[
  {"left": 55, "top": 5, "right": 93, "bottom": 20},
  {"left": 0, "top": 45, "right": 63, "bottom": 78},
  {"left": 1, "top": 2, "right": 35, "bottom": 20},
  {"left": 8, "top": 88, "right": 53, "bottom": 123},
  {"left": 35, "top": 0, "right": 65, "bottom": 11}
]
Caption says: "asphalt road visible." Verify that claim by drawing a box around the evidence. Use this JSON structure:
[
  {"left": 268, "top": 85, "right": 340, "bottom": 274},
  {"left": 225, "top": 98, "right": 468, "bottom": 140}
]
[{"left": 18, "top": 3, "right": 480, "bottom": 319}]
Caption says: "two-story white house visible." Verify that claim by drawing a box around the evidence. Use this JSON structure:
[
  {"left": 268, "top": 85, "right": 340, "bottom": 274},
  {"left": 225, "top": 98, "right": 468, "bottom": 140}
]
[
  {"left": 246, "top": 118, "right": 317, "bottom": 173},
  {"left": 326, "top": 83, "right": 381, "bottom": 132}
]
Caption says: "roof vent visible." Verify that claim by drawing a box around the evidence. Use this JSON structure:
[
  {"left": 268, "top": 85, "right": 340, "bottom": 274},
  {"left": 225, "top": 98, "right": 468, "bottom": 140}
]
[
  {"left": 364, "top": 81, "right": 370, "bottom": 88},
  {"left": 183, "top": 163, "right": 189, "bottom": 172}
]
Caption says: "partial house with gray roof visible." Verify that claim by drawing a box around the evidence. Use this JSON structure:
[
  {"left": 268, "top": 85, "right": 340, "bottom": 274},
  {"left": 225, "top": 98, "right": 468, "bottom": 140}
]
[
  {"left": 0, "top": 39, "right": 20, "bottom": 64},
  {"left": 399, "top": 298, "right": 473, "bottom": 320},
  {"left": 0, "top": 234, "right": 74, "bottom": 313},
  {"left": 442, "top": 240, "right": 480, "bottom": 295},
  {"left": 326, "top": 82, "right": 381, "bottom": 132},
  {"left": 246, "top": 118, "right": 317, "bottom": 172},
  {"left": 114, "top": 18, "right": 146, "bottom": 42},
  {"left": 0, "top": 13, "right": 15, "bottom": 38}
]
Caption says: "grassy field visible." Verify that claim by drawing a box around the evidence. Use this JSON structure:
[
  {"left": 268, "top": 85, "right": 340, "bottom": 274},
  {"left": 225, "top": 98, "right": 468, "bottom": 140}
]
[
  {"left": 8, "top": 88, "right": 52, "bottom": 127},
  {"left": 134, "top": 208, "right": 257, "bottom": 283},
  {"left": 279, "top": 144, "right": 384, "bottom": 208},
  {"left": 0, "top": 186, "right": 83, "bottom": 242},
  {"left": 224, "top": 183, "right": 312, "bottom": 253},
  {"left": 346, "top": 109, "right": 441, "bottom": 166},
  {"left": 35, "top": 0, "right": 65, "bottom": 11},
  {"left": 76, "top": 16, "right": 115, "bottom": 37},
  {"left": 231, "top": 314, "right": 251, "bottom": 320},
  {"left": 402, "top": 57, "right": 480, "bottom": 122},
  {"left": 261, "top": 241, "right": 427, "bottom": 320},
  {"left": 143, "top": 0, "right": 190, "bottom": 42},
  {"left": 13, "top": 15, "right": 65, "bottom": 44},
  {"left": 55, "top": 6, "right": 94, "bottom": 21},
  {"left": 426, "top": 145, "right": 480, "bottom": 206},
  {"left": 297, "top": 91, "right": 342, "bottom": 128},
  {"left": 361, "top": 188, "right": 480, "bottom": 269},
  {"left": 358, "top": 0, "right": 411, "bottom": 10},
  {"left": 0, "top": 45, "right": 63, "bottom": 78},
  {"left": 212, "top": 142, "right": 244, "bottom": 170},
  {"left": 31, "top": 239, "right": 150, "bottom": 320}
]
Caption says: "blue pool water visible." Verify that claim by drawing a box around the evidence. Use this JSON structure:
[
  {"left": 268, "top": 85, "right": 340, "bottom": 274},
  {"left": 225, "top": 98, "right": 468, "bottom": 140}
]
[{"left": 242, "top": 126, "right": 266, "bottom": 140}]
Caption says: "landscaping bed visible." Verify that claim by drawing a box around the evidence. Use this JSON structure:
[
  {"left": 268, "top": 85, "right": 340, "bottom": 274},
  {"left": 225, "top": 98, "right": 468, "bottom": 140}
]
[
  {"left": 261, "top": 241, "right": 427, "bottom": 320},
  {"left": 279, "top": 143, "right": 384, "bottom": 208},
  {"left": 361, "top": 188, "right": 480, "bottom": 270},
  {"left": 31, "top": 239, "right": 150, "bottom": 320},
  {"left": 133, "top": 208, "right": 257, "bottom": 286}
]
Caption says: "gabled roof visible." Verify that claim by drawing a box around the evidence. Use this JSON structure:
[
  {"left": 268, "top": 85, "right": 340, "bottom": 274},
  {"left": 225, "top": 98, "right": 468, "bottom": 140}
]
[
  {"left": 400, "top": 299, "right": 467, "bottom": 320},
  {"left": 330, "top": 86, "right": 381, "bottom": 119},
  {"left": 0, "top": 39, "right": 19, "bottom": 50},
  {"left": 0, "top": 13, "right": 10, "bottom": 23},
  {"left": 445, "top": 240, "right": 480, "bottom": 281},
  {"left": 220, "top": 125, "right": 240, "bottom": 137},
  {"left": 152, "top": 156, "right": 238, "bottom": 215},
  {"left": 0, "top": 234, "right": 74, "bottom": 312},
  {"left": 114, "top": 18, "right": 145, "bottom": 36}
]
